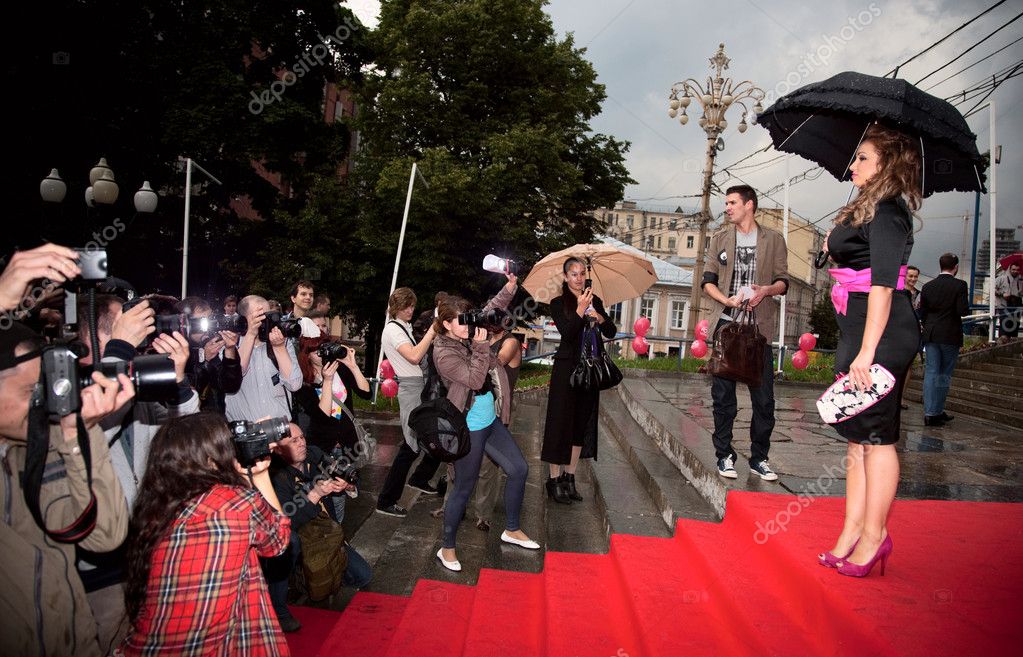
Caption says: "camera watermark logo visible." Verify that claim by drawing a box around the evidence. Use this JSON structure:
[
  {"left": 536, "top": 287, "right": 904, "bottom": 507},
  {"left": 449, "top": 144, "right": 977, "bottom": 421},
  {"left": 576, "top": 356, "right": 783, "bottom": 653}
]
[{"left": 248, "top": 17, "right": 360, "bottom": 116}]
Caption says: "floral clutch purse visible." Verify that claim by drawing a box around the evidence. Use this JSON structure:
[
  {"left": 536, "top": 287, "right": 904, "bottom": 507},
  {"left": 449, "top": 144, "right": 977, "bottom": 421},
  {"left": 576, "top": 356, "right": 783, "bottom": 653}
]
[{"left": 816, "top": 364, "right": 897, "bottom": 424}]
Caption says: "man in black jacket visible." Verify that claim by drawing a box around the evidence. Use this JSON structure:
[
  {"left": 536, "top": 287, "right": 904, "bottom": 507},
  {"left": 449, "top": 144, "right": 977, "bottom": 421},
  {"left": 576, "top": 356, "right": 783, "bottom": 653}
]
[
  {"left": 920, "top": 254, "right": 969, "bottom": 427},
  {"left": 180, "top": 297, "right": 242, "bottom": 413}
]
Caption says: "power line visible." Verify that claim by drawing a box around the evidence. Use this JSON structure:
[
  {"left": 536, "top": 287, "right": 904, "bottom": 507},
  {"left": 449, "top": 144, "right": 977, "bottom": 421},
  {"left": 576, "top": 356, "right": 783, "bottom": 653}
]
[
  {"left": 963, "top": 61, "right": 1023, "bottom": 116},
  {"left": 913, "top": 10, "right": 1023, "bottom": 85},
  {"left": 883, "top": 0, "right": 1007, "bottom": 78},
  {"left": 923, "top": 34, "right": 1023, "bottom": 91}
]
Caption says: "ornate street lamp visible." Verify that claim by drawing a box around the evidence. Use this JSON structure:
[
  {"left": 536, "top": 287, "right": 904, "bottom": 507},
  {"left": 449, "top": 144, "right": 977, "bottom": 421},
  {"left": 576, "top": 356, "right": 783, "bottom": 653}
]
[
  {"left": 668, "top": 43, "right": 764, "bottom": 336},
  {"left": 40, "top": 158, "right": 158, "bottom": 213}
]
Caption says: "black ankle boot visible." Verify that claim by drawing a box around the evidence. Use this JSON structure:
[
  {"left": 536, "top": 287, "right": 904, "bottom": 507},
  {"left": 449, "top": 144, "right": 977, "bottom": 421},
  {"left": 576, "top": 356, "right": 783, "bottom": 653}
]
[
  {"left": 546, "top": 476, "right": 571, "bottom": 504},
  {"left": 560, "top": 473, "right": 583, "bottom": 501}
]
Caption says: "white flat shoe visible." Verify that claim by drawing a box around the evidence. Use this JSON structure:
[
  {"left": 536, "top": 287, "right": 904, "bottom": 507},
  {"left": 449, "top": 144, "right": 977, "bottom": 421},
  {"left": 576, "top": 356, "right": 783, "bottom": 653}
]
[
  {"left": 501, "top": 531, "right": 541, "bottom": 550},
  {"left": 436, "top": 548, "right": 462, "bottom": 572}
]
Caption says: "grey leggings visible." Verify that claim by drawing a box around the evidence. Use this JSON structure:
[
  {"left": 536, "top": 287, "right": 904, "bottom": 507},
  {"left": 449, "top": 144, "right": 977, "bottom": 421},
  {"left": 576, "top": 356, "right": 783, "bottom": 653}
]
[{"left": 442, "top": 418, "right": 528, "bottom": 548}]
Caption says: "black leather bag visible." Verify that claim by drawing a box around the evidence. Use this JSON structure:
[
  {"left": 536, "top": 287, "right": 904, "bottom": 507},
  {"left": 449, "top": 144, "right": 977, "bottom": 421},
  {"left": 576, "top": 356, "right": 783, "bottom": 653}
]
[
  {"left": 706, "top": 302, "right": 766, "bottom": 387},
  {"left": 569, "top": 327, "right": 622, "bottom": 392}
]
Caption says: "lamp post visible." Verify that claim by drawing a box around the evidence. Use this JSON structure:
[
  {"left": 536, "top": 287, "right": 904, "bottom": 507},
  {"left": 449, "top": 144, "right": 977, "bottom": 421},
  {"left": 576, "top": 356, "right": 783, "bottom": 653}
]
[
  {"left": 180, "top": 158, "right": 222, "bottom": 298},
  {"left": 40, "top": 157, "right": 159, "bottom": 222},
  {"left": 668, "top": 43, "right": 764, "bottom": 336}
]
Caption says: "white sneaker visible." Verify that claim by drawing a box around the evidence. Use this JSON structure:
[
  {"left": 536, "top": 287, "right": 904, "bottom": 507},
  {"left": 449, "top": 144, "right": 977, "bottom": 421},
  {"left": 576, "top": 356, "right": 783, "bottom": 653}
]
[
  {"left": 751, "top": 460, "right": 779, "bottom": 481},
  {"left": 717, "top": 456, "right": 738, "bottom": 479},
  {"left": 500, "top": 531, "right": 541, "bottom": 550},
  {"left": 436, "top": 548, "right": 462, "bottom": 572}
]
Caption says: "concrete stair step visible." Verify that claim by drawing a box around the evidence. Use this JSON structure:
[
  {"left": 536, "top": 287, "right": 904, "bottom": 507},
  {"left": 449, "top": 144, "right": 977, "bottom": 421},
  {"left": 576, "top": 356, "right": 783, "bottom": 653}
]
[
  {"left": 902, "top": 388, "right": 1023, "bottom": 427},
  {"left": 971, "top": 361, "right": 1023, "bottom": 376},
  {"left": 936, "top": 369, "right": 1023, "bottom": 395},
  {"left": 993, "top": 356, "right": 1023, "bottom": 367},
  {"left": 905, "top": 380, "right": 1023, "bottom": 411}
]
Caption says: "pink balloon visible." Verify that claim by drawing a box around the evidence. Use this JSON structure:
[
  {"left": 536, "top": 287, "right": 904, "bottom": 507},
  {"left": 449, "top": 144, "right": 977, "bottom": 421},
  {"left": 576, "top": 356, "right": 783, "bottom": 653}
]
[
  {"left": 632, "top": 335, "right": 649, "bottom": 355},
  {"left": 798, "top": 333, "right": 817, "bottom": 352},
  {"left": 690, "top": 339, "right": 708, "bottom": 359},
  {"left": 696, "top": 320, "right": 710, "bottom": 340},
  {"left": 633, "top": 316, "right": 651, "bottom": 337},
  {"left": 381, "top": 378, "right": 399, "bottom": 398},
  {"left": 792, "top": 350, "right": 809, "bottom": 370},
  {"left": 379, "top": 360, "right": 395, "bottom": 380}
]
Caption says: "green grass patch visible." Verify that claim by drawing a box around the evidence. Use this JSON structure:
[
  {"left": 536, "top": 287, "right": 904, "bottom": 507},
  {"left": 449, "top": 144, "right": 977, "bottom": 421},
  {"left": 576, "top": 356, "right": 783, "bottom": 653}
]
[{"left": 517, "top": 362, "right": 552, "bottom": 389}]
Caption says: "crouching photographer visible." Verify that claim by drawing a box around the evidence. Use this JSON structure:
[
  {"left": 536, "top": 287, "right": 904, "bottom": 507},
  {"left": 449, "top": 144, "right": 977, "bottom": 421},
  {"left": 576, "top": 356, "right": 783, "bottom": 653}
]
[
  {"left": 263, "top": 422, "right": 372, "bottom": 632},
  {"left": 0, "top": 321, "right": 134, "bottom": 657},
  {"left": 177, "top": 296, "right": 243, "bottom": 413},
  {"left": 119, "top": 413, "right": 291, "bottom": 655}
]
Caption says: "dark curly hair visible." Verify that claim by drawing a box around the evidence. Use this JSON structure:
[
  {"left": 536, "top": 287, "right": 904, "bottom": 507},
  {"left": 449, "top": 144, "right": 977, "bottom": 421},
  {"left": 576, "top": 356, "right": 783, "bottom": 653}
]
[{"left": 836, "top": 123, "right": 923, "bottom": 228}]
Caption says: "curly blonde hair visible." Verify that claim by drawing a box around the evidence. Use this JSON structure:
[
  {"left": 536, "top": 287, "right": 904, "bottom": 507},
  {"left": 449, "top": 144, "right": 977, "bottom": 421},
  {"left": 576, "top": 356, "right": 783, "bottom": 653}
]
[{"left": 835, "top": 123, "right": 922, "bottom": 228}]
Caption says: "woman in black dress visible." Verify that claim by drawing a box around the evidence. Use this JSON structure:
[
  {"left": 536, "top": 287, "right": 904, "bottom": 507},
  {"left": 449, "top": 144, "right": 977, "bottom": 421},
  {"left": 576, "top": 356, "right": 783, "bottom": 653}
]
[
  {"left": 820, "top": 123, "right": 922, "bottom": 578},
  {"left": 541, "top": 257, "right": 617, "bottom": 503}
]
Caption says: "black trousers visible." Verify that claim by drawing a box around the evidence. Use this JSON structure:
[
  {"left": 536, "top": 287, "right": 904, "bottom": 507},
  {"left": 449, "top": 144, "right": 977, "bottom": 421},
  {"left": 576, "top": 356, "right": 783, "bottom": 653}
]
[
  {"left": 710, "top": 326, "right": 775, "bottom": 465},
  {"left": 376, "top": 441, "right": 442, "bottom": 509}
]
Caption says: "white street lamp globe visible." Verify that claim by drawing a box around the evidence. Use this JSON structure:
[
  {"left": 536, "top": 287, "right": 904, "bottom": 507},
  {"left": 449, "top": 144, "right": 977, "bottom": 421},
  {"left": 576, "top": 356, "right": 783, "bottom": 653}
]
[
  {"left": 85, "top": 186, "right": 95, "bottom": 207},
  {"left": 134, "top": 181, "right": 158, "bottom": 213},
  {"left": 93, "top": 170, "right": 119, "bottom": 205},
  {"left": 722, "top": 94, "right": 734, "bottom": 105},
  {"left": 40, "top": 168, "right": 67, "bottom": 203},
  {"left": 701, "top": 94, "right": 712, "bottom": 106},
  {"left": 738, "top": 122, "right": 748, "bottom": 133},
  {"left": 719, "top": 118, "right": 728, "bottom": 130},
  {"left": 680, "top": 95, "right": 691, "bottom": 108},
  {"left": 668, "top": 108, "right": 678, "bottom": 118},
  {"left": 679, "top": 114, "right": 689, "bottom": 125},
  {"left": 669, "top": 99, "right": 680, "bottom": 110},
  {"left": 89, "top": 157, "right": 112, "bottom": 186}
]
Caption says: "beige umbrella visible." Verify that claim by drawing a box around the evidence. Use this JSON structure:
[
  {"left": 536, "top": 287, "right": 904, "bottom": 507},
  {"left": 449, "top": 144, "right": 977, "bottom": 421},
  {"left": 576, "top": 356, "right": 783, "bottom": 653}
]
[{"left": 522, "top": 243, "right": 657, "bottom": 307}]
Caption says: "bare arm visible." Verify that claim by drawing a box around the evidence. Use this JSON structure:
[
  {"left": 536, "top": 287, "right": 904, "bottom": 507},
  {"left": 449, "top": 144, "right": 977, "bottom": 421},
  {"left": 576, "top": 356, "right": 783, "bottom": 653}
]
[{"left": 396, "top": 327, "right": 435, "bottom": 364}]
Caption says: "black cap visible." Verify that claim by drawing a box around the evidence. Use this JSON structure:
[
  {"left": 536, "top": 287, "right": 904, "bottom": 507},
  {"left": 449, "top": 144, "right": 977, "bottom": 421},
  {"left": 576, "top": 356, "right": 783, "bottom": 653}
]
[{"left": 0, "top": 322, "right": 45, "bottom": 371}]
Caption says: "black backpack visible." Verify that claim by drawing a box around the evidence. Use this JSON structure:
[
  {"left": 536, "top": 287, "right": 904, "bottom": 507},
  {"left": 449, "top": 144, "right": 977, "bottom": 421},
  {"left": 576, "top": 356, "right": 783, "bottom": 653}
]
[{"left": 407, "top": 344, "right": 471, "bottom": 462}]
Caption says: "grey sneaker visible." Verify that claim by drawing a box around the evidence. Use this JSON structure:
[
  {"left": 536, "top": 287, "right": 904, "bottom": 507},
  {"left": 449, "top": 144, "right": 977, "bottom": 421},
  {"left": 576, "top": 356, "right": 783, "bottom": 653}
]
[
  {"left": 375, "top": 503, "right": 408, "bottom": 517},
  {"left": 717, "top": 456, "right": 737, "bottom": 479},
  {"left": 750, "top": 460, "right": 779, "bottom": 481}
]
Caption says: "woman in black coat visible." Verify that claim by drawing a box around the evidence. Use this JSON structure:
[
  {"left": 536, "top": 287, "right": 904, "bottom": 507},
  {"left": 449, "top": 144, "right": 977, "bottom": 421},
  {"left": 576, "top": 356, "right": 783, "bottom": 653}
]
[{"left": 541, "top": 257, "right": 617, "bottom": 503}]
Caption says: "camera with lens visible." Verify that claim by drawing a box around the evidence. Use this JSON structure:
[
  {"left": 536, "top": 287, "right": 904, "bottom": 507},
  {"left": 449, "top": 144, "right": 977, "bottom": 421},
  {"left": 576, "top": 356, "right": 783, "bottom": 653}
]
[
  {"left": 41, "top": 344, "right": 179, "bottom": 419},
  {"left": 317, "top": 341, "right": 348, "bottom": 364},
  {"left": 457, "top": 307, "right": 510, "bottom": 332},
  {"left": 258, "top": 312, "right": 302, "bottom": 342},
  {"left": 182, "top": 314, "right": 249, "bottom": 345},
  {"left": 324, "top": 446, "right": 360, "bottom": 497},
  {"left": 228, "top": 417, "right": 291, "bottom": 467}
]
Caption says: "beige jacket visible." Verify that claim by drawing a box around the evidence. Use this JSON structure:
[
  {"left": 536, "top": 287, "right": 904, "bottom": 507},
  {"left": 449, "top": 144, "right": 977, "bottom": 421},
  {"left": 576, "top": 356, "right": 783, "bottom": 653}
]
[
  {"left": 701, "top": 222, "right": 789, "bottom": 340},
  {"left": 0, "top": 424, "right": 129, "bottom": 657}
]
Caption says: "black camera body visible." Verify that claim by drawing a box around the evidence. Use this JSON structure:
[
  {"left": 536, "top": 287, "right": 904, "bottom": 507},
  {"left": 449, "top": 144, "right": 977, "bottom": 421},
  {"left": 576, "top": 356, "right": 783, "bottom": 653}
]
[
  {"left": 317, "top": 341, "right": 348, "bottom": 364},
  {"left": 457, "top": 308, "right": 510, "bottom": 332},
  {"left": 258, "top": 312, "right": 302, "bottom": 342},
  {"left": 324, "top": 446, "right": 360, "bottom": 495},
  {"left": 41, "top": 345, "right": 178, "bottom": 418},
  {"left": 228, "top": 417, "right": 291, "bottom": 467}
]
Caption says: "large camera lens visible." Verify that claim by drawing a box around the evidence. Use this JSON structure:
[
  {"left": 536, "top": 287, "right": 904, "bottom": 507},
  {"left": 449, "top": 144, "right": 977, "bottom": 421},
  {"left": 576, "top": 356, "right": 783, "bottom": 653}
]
[
  {"left": 228, "top": 417, "right": 291, "bottom": 467},
  {"left": 317, "top": 341, "right": 348, "bottom": 363},
  {"left": 211, "top": 313, "right": 247, "bottom": 334},
  {"left": 78, "top": 354, "right": 179, "bottom": 403}
]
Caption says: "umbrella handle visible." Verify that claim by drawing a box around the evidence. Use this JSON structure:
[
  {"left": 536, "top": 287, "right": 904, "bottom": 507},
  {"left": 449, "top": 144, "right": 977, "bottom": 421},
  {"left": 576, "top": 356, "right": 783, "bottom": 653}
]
[{"left": 585, "top": 259, "right": 592, "bottom": 290}]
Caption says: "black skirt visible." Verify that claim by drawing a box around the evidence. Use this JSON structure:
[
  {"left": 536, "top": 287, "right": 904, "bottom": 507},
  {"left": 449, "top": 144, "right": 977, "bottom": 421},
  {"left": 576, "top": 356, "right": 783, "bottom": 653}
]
[
  {"left": 541, "top": 358, "right": 599, "bottom": 464},
  {"left": 833, "top": 291, "right": 920, "bottom": 444}
]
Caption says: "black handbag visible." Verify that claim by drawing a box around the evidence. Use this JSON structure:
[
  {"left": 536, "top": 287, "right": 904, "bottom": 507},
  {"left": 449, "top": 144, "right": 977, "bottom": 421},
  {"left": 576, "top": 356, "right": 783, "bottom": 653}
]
[
  {"left": 706, "top": 302, "right": 766, "bottom": 387},
  {"left": 569, "top": 326, "right": 622, "bottom": 391}
]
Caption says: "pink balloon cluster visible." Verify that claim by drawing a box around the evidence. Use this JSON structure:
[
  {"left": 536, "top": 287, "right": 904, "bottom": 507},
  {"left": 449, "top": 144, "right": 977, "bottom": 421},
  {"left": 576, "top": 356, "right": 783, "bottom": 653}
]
[
  {"left": 632, "top": 316, "right": 651, "bottom": 355},
  {"left": 379, "top": 360, "right": 398, "bottom": 398},
  {"left": 791, "top": 333, "right": 817, "bottom": 370},
  {"left": 689, "top": 319, "right": 711, "bottom": 359}
]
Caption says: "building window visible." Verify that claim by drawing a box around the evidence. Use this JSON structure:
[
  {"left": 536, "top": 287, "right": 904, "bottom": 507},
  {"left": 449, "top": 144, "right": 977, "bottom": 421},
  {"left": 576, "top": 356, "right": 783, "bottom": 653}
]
[
  {"left": 668, "top": 237, "right": 676, "bottom": 251},
  {"left": 657, "top": 236, "right": 662, "bottom": 248},
  {"left": 686, "top": 235, "right": 694, "bottom": 249},
  {"left": 670, "top": 219, "right": 677, "bottom": 230},
  {"left": 640, "top": 296, "right": 656, "bottom": 330},
  {"left": 627, "top": 216, "right": 633, "bottom": 229},
  {"left": 671, "top": 299, "right": 688, "bottom": 329},
  {"left": 705, "top": 236, "right": 710, "bottom": 249},
  {"left": 608, "top": 303, "right": 623, "bottom": 324}
]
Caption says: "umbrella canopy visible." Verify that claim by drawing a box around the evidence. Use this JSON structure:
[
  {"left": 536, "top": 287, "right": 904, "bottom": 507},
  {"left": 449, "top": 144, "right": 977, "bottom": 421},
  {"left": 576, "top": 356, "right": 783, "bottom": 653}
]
[
  {"left": 522, "top": 243, "right": 657, "bottom": 307},
  {"left": 757, "top": 71, "right": 986, "bottom": 196},
  {"left": 999, "top": 253, "right": 1022, "bottom": 272}
]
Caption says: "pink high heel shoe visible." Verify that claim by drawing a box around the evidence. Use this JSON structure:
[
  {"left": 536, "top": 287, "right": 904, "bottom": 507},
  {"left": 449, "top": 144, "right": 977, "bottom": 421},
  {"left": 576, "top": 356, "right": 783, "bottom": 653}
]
[
  {"left": 818, "top": 539, "right": 858, "bottom": 568},
  {"left": 837, "top": 534, "right": 893, "bottom": 577}
]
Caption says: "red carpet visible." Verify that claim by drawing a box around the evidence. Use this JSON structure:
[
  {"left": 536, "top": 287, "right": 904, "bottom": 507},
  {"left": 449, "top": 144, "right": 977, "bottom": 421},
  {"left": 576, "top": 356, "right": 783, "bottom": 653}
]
[{"left": 287, "top": 491, "right": 1023, "bottom": 657}]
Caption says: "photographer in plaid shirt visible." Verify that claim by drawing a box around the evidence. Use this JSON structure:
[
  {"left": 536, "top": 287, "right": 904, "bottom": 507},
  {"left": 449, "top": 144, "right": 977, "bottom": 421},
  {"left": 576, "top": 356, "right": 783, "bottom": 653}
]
[{"left": 118, "top": 414, "right": 292, "bottom": 656}]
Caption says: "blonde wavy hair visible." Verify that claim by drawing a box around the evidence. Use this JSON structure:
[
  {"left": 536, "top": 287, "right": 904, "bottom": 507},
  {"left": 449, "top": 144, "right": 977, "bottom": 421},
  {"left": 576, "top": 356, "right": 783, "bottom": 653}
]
[{"left": 835, "top": 123, "right": 922, "bottom": 228}]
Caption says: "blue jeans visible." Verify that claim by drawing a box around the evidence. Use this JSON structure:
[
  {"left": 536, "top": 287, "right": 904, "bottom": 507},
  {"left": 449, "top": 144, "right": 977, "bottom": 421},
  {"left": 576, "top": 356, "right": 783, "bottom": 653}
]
[
  {"left": 923, "top": 343, "right": 959, "bottom": 417},
  {"left": 442, "top": 418, "right": 528, "bottom": 549}
]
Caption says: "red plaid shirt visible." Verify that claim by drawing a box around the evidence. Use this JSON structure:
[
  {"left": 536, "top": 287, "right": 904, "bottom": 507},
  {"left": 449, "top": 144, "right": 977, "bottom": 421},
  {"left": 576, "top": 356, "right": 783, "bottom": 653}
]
[{"left": 120, "top": 485, "right": 291, "bottom": 656}]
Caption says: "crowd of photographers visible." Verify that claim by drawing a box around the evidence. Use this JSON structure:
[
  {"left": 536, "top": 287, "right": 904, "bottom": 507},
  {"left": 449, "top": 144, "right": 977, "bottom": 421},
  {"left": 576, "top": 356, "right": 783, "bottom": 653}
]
[{"left": 0, "top": 244, "right": 371, "bottom": 654}]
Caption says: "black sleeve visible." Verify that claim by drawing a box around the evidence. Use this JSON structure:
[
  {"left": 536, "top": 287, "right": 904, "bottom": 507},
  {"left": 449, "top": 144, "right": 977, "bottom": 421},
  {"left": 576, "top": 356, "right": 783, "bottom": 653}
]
[
  {"left": 551, "top": 297, "right": 583, "bottom": 341},
  {"left": 216, "top": 353, "right": 243, "bottom": 394},
  {"left": 338, "top": 363, "right": 372, "bottom": 406},
  {"left": 867, "top": 202, "right": 913, "bottom": 288},
  {"left": 592, "top": 296, "right": 617, "bottom": 339},
  {"left": 957, "top": 281, "right": 969, "bottom": 317},
  {"left": 271, "top": 466, "right": 320, "bottom": 529},
  {"left": 292, "top": 384, "right": 359, "bottom": 453}
]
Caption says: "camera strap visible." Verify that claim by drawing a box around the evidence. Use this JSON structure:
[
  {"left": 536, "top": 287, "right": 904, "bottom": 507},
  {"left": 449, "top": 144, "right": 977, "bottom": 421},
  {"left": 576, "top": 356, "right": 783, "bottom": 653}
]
[{"left": 22, "top": 379, "right": 98, "bottom": 543}]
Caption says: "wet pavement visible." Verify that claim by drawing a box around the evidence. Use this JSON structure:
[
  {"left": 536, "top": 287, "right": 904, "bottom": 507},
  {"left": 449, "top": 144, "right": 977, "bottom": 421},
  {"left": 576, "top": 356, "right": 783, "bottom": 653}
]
[{"left": 640, "top": 373, "right": 1023, "bottom": 503}]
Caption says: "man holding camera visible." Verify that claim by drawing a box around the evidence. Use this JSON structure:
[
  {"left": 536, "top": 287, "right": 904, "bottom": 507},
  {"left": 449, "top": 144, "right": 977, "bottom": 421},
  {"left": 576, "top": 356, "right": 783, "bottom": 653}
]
[
  {"left": 262, "top": 422, "right": 371, "bottom": 632},
  {"left": 227, "top": 295, "right": 303, "bottom": 422},
  {"left": 1, "top": 318, "right": 133, "bottom": 657},
  {"left": 180, "top": 296, "right": 243, "bottom": 413}
]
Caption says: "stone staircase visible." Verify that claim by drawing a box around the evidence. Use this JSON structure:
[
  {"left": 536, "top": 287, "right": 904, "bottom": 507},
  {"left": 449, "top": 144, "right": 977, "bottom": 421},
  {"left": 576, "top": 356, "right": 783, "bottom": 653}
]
[{"left": 903, "top": 340, "right": 1023, "bottom": 428}]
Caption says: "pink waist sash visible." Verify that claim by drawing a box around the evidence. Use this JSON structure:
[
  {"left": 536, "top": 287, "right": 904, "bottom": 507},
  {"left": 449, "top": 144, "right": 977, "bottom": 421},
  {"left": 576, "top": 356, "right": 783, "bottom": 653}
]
[{"left": 829, "top": 266, "right": 908, "bottom": 315}]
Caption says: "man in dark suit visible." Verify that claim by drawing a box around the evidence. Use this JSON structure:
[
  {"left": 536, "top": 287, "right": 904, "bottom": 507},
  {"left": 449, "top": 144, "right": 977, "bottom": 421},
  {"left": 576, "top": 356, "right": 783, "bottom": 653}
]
[{"left": 920, "top": 253, "right": 969, "bottom": 427}]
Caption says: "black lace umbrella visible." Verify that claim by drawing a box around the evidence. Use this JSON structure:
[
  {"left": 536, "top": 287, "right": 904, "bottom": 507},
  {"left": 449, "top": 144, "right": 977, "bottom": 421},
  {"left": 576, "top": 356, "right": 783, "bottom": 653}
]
[{"left": 757, "top": 71, "right": 986, "bottom": 196}]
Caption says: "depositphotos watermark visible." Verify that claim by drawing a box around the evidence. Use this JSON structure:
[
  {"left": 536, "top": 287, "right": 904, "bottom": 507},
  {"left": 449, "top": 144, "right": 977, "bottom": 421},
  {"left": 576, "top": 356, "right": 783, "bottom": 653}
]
[
  {"left": 762, "top": 3, "right": 882, "bottom": 106},
  {"left": 248, "top": 17, "right": 360, "bottom": 116}
]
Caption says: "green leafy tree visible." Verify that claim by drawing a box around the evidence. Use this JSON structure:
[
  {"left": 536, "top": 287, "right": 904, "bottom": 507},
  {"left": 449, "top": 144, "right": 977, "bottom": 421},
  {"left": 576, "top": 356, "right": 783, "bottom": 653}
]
[
  {"left": 252, "top": 0, "right": 633, "bottom": 356},
  {"left": 809, "top": 292, "right": 839, "bottom": 350}
]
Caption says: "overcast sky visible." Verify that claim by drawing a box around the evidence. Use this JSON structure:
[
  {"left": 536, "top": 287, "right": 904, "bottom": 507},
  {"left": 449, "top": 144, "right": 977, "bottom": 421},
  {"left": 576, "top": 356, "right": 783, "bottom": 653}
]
[{"left": 348, "top": 0, "right": 1022, "bottom": 281}]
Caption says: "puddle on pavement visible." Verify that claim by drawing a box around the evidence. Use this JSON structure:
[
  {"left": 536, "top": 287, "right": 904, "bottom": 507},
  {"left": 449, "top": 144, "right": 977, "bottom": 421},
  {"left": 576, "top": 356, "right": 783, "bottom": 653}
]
[{"left": 901, "top": 432, "right": 968, "bottom": 453}]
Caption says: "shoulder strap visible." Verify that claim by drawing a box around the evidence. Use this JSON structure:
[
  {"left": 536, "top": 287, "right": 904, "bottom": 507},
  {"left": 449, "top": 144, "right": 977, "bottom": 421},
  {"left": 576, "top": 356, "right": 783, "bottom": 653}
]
[{"left": 387, "top": 320, "right": 416, "bottom": 346}]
